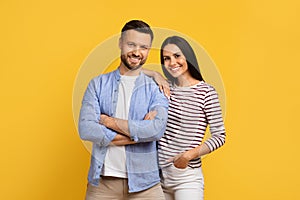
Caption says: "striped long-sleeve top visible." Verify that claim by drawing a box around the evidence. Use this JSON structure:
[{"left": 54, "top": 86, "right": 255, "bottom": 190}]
[{"left": 158, "top": 81, "right": 226, "bottom": 168}]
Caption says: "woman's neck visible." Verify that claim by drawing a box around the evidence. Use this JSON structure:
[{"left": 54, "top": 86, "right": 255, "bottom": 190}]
[{"left": 176, "top": 75, "right": 199, "bottom": 87}]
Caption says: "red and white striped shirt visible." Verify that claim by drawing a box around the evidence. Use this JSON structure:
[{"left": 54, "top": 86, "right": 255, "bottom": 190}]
[{"left": 158, "top": 81, "right": 226, "bottom": 168}]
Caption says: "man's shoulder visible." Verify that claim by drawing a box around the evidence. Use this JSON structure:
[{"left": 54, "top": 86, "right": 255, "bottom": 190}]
[
  {"left": 91, "top": 69, "right": 118, "bottom": 82},
  {"left": 140, "top": 72, "right": 157, "bottom": 84}
]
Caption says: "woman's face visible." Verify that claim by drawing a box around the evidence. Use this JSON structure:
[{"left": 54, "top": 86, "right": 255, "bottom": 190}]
[{"left": 162, "top": 44, "right": 189, "bottom": 79}]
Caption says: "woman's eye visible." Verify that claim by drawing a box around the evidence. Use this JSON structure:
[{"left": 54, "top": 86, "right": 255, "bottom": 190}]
[
  {"left": 174, "top": 54, "right": 180, "bottom": 58},
  {"left": 164, "top": 57, "right": 170, "bottom": 61}
]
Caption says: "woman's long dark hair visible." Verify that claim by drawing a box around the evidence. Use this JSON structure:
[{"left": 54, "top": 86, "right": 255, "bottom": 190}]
[{"left": 160, "top": 36, "right": 204, "bottom": 84}]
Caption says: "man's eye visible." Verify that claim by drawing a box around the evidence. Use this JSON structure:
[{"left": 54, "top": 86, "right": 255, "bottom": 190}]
[
  {"left": 127, "top": 43, "right": 135, "bottom": 47},
  {"left": 141, "top": 46, "right": 149, "bottom": 50}
]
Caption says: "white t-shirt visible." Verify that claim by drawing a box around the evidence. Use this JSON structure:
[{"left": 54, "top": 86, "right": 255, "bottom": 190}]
[{"left": 101, "top": 75, "right": 137, "bottom": 178}]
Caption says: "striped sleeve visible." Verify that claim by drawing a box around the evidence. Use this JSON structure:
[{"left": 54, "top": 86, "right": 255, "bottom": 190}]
[{"left": 203, "top": 85, "right": 226, "bottom": 152}]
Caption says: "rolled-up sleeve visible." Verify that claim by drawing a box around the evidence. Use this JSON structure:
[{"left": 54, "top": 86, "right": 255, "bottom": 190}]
[
  {"left": 78, "top": 78, "right": 116, "bottom": 146},
  {"left": 128, "top": 87, "right": 169, "bottom": 143}
]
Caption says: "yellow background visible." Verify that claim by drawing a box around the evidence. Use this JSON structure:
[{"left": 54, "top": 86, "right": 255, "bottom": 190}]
[{"left": 1, "top": 0, "right": 299, "bottom": 199}]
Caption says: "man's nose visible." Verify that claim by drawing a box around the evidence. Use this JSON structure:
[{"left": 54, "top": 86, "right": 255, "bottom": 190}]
[{"left": 132, "top": 48, "right": 141, "bottom": 57}]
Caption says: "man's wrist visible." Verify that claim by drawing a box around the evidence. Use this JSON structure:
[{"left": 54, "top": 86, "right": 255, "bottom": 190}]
[
  {"left": 100, "top": 115, "right": 111, "bottom": 128},
  {"left": 104, "top": 116, "right": 113, "bottom": 128}
]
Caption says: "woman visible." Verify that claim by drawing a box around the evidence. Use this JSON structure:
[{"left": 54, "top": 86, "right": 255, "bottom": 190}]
[{"left": 144, "top": 36, "right": 226, "bottom": 200}]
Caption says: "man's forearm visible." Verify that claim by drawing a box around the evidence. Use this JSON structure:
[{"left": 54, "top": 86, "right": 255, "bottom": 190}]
[
  {"left": 111, "top": 134, "right": 135, "bottom": 146},
  {"left": 100, "top": 110, "right": 162, "bottom": 143},
  {"left": 100, "top": 114, "right": 130, "bottom": 137}
]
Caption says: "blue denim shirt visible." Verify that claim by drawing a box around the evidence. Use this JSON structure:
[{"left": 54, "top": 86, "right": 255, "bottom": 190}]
[{"left": 78, "top": 69, "right": 169, "bottom": 193}]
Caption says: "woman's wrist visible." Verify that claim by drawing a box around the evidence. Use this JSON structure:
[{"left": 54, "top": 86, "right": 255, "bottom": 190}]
[
  {"left": 142, "top": 68, "right": 155, "bottom": 77},
  {"left": 153, "top": 71, "right": 161, "bottom": 79},
  {"left": 185, "top": 148, "right": 199, "bottom": 161}
]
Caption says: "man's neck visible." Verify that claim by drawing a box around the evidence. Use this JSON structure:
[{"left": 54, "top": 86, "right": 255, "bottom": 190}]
[{"left": 119, "top": 63, "right": 141, "bottom": 76}]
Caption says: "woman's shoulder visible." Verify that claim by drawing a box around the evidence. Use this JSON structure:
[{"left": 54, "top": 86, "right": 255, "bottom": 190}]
[
  {"left": 195, "top": 82, "right": 221, "bottom": 100},
  {"left": 195, "top": 81, "right": 215, "bottom": 91}
]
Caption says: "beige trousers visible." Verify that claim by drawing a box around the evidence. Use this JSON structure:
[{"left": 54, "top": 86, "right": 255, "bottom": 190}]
[{"left": 85, "top": 176, "right": 165, "bottom": 200}]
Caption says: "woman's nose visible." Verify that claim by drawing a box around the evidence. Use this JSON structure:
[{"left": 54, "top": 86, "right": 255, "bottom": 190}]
[{"left": 170, "top": 56, "right": 176, "bottom": 65}]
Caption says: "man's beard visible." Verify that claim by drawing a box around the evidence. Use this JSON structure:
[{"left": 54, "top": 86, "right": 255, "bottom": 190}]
[{"left": 121, "top": 54, "right": 145, "bottom": 71}]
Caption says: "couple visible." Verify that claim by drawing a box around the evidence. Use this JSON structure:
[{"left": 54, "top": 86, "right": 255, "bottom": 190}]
[{"left": 78, "top": 20, "right": 226, "bottom": 200}]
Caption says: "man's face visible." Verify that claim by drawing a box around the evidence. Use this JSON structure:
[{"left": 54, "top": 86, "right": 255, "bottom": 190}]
[{"left": 119, "top": 29, "right": 152, "bottom": 71}]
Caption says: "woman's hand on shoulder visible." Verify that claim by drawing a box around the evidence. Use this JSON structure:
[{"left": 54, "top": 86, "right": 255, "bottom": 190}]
[
  {"left": 142, "top": 68, "right": 170, "bottom": 98},
  {"left": 153, "top": 72, "right": 170, "bottom": 98}
]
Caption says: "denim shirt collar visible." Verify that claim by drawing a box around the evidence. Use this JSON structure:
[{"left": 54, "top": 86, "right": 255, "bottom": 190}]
[{"left": 114, "top": 67, "right": 145, "bottom": 85}]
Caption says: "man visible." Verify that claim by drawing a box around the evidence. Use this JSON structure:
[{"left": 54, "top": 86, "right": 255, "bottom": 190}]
[{"left": 79, "top": 20, "right": 168, "bottom": 199}]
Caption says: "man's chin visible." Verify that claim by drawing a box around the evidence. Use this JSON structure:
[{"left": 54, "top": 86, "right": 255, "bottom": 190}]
[{"left": 125, "top": 63, "right": 143, "bottom": 71}]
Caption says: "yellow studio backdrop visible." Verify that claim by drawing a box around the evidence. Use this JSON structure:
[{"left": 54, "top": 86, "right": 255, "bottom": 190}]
[{"left": 0, "top": 0, "right": 299, "bottom": 199}]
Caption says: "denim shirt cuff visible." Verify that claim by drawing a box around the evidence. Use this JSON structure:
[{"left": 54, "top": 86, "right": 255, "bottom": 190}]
[
  {"left": 128, "top": 119, "right": 139, "bottom": 142},
  {"left": 101, "top": 129, "right": 117, "bottom": 146}
]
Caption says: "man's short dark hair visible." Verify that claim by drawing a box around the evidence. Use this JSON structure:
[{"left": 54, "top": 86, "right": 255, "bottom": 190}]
[{"left": 121, "top": 20, "right": 154, "bottom": 42}]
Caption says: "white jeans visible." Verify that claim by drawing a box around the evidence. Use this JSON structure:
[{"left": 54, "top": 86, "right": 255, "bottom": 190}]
[{"left": 161, "top": 164, "right": 204, "bottom": 200}]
